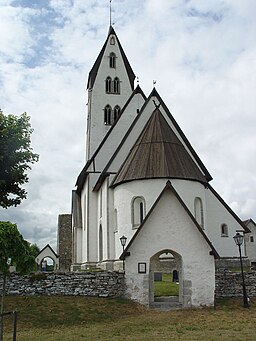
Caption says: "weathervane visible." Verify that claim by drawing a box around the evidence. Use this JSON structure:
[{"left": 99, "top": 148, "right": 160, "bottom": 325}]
[{"left": 153, "top": 80, "right": 156, "bottom": 87}]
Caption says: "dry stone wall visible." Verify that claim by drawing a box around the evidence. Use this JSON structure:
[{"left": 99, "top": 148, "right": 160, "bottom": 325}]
[
  {"left": 0, "top": 272, "right": 125, "bottom": 298},
  {"left": 1, "top": 270, "right": 256, "bottom": 300},
  {"left": 215, "top": 270, "right": 256, "bottom": 298}
]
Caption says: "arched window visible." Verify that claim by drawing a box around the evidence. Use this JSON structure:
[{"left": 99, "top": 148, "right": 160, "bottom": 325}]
[
  {"left": 99, "top": 225, "right": 103, "bottom": 261},
  {"left": 110, "top": 36, "right": 115, "bottom": 45},
  {"left": 113, "top": 105, "right": 121, "bottom": 122},
  {"left": 109, "top": 52, "right": 116, "bottom": 68},
  {"left": 104, "top": 105, "right": 112, "bottom": 125},
  {"left": 113, "top": 77, "right": 120, "bottom": 94},
  {"left": 132, "top": 196, "right": 145, "bottom": 227},
  {"left": 99, "top": 188, "right": 102, "bottom": 218},
  {"left": 194, "top": 197, "right": 204, "bottom": 229},
  {"left": 221, "top": 224, "right": 228, "bottom": 237},
  {"left": 105, "top": 77, "right": 112, "bottom": 93}
]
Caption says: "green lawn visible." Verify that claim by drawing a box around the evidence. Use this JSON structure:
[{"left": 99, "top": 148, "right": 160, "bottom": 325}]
[
  {"left": 2, "top": 296, "right": 256, "bottom": 341},
  {"left": 154, "top": 273, "right": 179, "bottom": 296}
]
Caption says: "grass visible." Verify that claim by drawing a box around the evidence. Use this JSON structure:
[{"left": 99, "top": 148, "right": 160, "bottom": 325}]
[
  {"left": 154, "top": 273, "right": 179, "bottom": 297},
  {"left": 2, "top": 296, "right": 256, "bottom": 340}
]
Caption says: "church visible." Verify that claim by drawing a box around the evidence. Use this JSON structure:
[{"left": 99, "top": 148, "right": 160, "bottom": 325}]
[{"left": 70, "top": 25, "right": 249, "bottom": 308}]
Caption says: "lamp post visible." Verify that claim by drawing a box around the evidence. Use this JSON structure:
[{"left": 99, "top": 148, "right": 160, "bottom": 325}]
[
  {"left": 120, "top": 235, "right": 127, "bottom": 271},
  {"left": 233, "top": 232, "right": 249, "bottom": 308}
]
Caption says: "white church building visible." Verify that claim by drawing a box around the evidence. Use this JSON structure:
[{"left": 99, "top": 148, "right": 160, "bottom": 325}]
[{"left": 71, "top": 26, "right": 249, "bottom": 308}]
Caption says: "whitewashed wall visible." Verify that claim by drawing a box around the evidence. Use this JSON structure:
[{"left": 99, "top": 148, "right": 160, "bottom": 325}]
[
  {"left": 124, "top": 189, "right": 215, "bottom": 307},
  {"left": 244, "top": 221, "right": 256, "bottom": 261},
  {"left": 205, "top": 187, "right": 245, "bottom": 257}
]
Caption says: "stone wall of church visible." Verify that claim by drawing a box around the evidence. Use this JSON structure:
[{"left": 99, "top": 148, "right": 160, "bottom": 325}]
[{"left": 0, "top": 272, "right": 125, "bottom": 297}]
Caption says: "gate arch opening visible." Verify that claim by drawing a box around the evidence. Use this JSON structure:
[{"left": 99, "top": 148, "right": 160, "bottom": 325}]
[{"left": 149, "top": 249, "right": 183, "bottom": 307}]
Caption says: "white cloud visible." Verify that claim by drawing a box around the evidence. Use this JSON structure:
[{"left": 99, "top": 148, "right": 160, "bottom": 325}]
[{"left": 0, "top": 0, "right": 255, "bottom": 251}]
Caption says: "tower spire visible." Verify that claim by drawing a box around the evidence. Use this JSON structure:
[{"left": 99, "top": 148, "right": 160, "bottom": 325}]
[{"left": 109, "top": 0, "right": 112, "bottom": 26}]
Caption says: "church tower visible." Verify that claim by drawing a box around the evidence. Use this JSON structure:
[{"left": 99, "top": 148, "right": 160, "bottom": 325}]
[{"left": 86, "top": 26, "right": 135, "bottom": 160}]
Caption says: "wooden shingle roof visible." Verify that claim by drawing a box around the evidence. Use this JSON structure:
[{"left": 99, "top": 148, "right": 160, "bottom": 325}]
[{"left": 112, "top": 108, "right": 208, "bottom": 186}]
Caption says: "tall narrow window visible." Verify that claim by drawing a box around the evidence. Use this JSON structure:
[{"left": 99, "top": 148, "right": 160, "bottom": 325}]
[
  {"left": 139, "top": 202, "right": 144, "bottom": 224},
  {"left": 105, "top": 77, "right": 112, "bottom": 93},
  {"left": 221, "top": 224, "right": 228, "bottom": 237},
  {"left": 194, "top": 197, "right": 204, "bottom": 229},
  {"left": 109, "top": 52, "right": 116, "bottom": 68},
  {"left": 104, "top": 105, "right": 112, "bottom": 125},
  {"left": 114, "top": 209, "right": 118, "bottom": 232},
  {"left": 99, "top": 225, "right": 103, "bottom": 261},
  {"left": 113, "top": 77, "right": 120, "bottom": 94},
  {"left": 99, "top": 188, "right": 102, "bottom": 218},
  {"left": 110, "top": 36, "right": 115, "bottom": 45},
  {"left": 132, "top": 196, "right": 145, "bottom": 227},
  {"left": 113, "top": 105, "right": 121, "bottom": 122}
]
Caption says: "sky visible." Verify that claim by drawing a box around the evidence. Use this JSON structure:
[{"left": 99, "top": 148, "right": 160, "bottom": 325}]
[{"left": 0, "top": 0, "right": 255, "bottom": 250}]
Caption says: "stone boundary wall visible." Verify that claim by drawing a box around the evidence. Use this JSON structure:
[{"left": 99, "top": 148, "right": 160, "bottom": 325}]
[
  {"left": 215, "top": 270, "right": 256, "bottom": 298},
  {"left": 1, "top": 270, "right": 256, "bottom": 300},
  {"left": 0, "top": 272, "right": 125, "bottom": 298}
]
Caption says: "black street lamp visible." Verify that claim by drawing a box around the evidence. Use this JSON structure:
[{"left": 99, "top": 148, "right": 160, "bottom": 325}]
[
  {"left": 120, "top": 235, "right": 127, "bottom": 271},
  {"left": 233, "top": 232, "right": 250, "bottom": 308}
]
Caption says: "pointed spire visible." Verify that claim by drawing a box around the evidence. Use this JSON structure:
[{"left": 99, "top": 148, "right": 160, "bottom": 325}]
[{"left": 109, "top": 0, "right": 112, "bottom": 27}]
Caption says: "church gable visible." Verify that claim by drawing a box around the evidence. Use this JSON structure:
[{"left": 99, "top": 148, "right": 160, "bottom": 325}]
[
  {"left": 121, "top": 181, "right": 217, "bottom": 307},
  {"left": 87, "top": 26, "right": 135, "bottom": 91},
  {"left": 102, "top": 89, "right": 212, "bottom": 181},
  {"left": 121, "top": 181, "right": 219, "bottom": 259}
]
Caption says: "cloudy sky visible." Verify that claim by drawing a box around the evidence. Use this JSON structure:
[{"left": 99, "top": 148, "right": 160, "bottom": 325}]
[{"left": 0, "top": 0, "right": 255, "bottom": 250}]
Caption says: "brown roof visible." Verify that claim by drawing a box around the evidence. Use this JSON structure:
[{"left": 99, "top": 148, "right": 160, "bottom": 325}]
[{"left": 112, "top": 108, "right": 208, "bottom": 186}]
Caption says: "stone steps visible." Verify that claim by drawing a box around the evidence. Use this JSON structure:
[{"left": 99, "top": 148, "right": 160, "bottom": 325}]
[{"left": 150, "top": 296, "right": 182, "bottom": 311}]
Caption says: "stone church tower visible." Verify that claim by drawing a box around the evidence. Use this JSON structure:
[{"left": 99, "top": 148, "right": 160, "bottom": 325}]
[{"left": 86, "top": 26, "right": 135, "bottom": 160}]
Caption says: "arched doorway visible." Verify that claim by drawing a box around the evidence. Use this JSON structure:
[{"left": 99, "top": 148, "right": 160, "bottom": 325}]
[
  {"left": 149, "top": 249, "right": 183, "bottom": 308},
  {"left": 40, "top": 256, "right": 54, "bottom": 272}
]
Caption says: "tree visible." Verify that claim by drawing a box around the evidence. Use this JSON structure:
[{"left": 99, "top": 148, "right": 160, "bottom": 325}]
[
  {"left": 0, "top": 221, "right": 35, "bottom": 274},
  {"left": 0, "top": 221, "right": 35, "bottom": 340},
  {"left": 29, "top": 243, "right": 40, "bottom": 258},
  {"left": 0, "top": 110, "right": 39, "bottom": 208}
]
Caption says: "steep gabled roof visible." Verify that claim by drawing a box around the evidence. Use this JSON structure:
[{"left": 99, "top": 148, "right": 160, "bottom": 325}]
[
  {"left": 243, "top": 218, "right": 256, "bottom": 227},
  {"left": 207, "top": 184, "right": 251, "bottom": 233},
  {"left": 36, "top": 244, "right": 59, "bottom": 259},
  {"left": 120, "top": 181, "right": 219, "bottom": 259},
  {"left": 87, "top": 26, "right": 135, "bottom": 90},
  {"left": 112, "top": 108, "right": 207, "bottom": 186},
  {"left": 75, "top": 85, "right": 146, "bottom": 194},
  {"left": 96, "top": 88, "right": 212, "bottom": 191}
]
